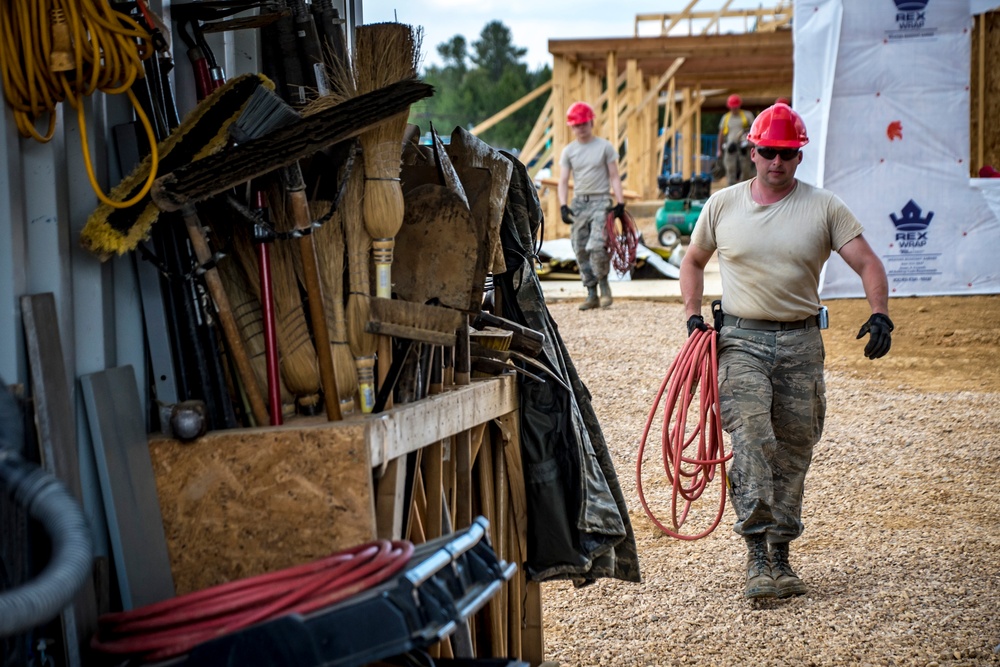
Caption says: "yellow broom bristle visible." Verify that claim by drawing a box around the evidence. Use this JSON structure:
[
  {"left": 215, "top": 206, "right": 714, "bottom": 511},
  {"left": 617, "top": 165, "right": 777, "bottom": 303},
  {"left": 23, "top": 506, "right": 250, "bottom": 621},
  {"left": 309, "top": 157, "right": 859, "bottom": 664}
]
[{"left": 471, "top": 327, "right": 513, "bottom": 352}]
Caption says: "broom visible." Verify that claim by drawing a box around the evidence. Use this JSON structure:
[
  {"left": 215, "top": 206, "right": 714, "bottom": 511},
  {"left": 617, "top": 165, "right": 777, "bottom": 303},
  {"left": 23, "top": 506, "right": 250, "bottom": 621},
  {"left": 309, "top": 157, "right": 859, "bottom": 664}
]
[
  {"left": 217, "top": 245, "right": 296, "bottom": 422},
  {"left": 353, "top": 23, "right": 421, "bottom": 404},
  {"left": 299, "top": 69, "right": 375, "bottom": 411},
  {"left": 229, "top": 186, "right": 323, "bottom": 415},
  {"left": 341, "top": 158, "right": 378, "bottom": 413},
  {"left": 352, "top": 22, "right": 421, "bottom": 300},
  {"left": 310, "top": 194, "right": 358, "bottom": 417}
]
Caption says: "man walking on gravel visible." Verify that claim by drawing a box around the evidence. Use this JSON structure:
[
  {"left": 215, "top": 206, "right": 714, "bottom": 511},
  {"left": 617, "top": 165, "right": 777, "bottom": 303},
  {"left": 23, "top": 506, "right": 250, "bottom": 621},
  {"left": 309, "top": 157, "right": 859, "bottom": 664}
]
[
  {"left": 558, "top": 101, "right": 626, "bottom": 310},
  {"left": 679, "top": 102, "right": 893, "bottom": 599}
]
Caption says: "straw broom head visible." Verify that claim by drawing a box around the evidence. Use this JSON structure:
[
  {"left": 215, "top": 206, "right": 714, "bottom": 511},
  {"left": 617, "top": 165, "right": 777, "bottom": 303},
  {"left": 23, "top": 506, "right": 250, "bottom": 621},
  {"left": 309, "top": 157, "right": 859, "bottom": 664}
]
[
  {"left": 219, "top": 254, "right": 296, "bottom": 419},
  {"left": 342, "top": 157, "right": 378, "bottom": 358},
  {"left": 262, "top": 182, "right": 323, "bottom": 413},
  {"left": 312, "top": 197, "right": 358, "bottom": 415},
  {"left": 352, "top": 23, "right": 421, "bottom": 241}
]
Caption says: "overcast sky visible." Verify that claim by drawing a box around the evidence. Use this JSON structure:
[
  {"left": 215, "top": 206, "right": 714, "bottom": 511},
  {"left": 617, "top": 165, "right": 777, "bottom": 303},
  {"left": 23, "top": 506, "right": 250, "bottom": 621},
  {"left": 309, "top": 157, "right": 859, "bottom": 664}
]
[{"left": 359, "top": 0, "right": 783, "bottom": 71}]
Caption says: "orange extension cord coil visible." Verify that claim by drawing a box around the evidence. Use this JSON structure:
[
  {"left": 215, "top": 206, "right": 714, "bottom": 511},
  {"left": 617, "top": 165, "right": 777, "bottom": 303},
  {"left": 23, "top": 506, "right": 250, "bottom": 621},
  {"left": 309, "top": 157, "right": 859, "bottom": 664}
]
[{"left": 636, "top": 327, "right": 732, "bottom": 540}]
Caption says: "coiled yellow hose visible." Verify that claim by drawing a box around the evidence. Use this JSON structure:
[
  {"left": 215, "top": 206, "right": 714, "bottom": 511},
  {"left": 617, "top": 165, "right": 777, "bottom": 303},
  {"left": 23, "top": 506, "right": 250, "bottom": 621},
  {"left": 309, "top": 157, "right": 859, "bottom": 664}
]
[{"left": 0, "top": 0, "right": 157, "bottom": 208}]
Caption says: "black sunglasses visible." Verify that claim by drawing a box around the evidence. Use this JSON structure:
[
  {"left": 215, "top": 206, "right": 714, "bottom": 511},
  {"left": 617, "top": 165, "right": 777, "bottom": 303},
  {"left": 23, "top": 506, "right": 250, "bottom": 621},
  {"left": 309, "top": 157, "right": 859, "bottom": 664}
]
[{"left": 755, "top": 146, "right": 800, "bottom": 161}]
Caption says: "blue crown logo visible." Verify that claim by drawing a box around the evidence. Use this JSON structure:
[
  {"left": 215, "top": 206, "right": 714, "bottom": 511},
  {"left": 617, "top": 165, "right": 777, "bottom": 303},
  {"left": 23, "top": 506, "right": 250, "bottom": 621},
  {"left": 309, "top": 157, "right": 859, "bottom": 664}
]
[
  {"left": 890, "top": 200, "right": 933, "bottom": 231},
  {"left": 894, "top": 0, "right": 928, "bottom": 10}
]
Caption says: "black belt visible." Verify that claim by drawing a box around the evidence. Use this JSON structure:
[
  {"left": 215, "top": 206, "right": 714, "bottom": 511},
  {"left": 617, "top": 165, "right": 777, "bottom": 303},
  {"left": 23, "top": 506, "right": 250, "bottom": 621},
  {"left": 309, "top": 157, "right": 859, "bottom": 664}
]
[{"left": 722, "top": 314, "right": 818, "bottom": 331}]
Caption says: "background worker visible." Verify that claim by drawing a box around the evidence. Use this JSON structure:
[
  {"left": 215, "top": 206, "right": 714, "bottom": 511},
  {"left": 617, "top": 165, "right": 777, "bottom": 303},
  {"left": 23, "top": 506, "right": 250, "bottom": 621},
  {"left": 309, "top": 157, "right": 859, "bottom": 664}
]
[
  {"left": 559, "top": 101, "right": 626, "bottom": 310},
  {"left": 717, "top": 94, "right": 755, "bottom": 186},
  {"left": 680, "top": 102, "right": 893, "bottom": 600}
]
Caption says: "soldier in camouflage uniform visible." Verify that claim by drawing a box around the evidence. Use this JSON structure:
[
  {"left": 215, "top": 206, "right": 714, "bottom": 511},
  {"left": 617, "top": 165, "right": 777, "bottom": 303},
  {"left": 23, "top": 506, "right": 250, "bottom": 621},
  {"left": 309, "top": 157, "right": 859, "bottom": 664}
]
[
  {"left": 679, "top": 103, "right": 894, "bottom": 599},
  {"left": 558, "top": 101, "right": 626, "bottom": 310}
]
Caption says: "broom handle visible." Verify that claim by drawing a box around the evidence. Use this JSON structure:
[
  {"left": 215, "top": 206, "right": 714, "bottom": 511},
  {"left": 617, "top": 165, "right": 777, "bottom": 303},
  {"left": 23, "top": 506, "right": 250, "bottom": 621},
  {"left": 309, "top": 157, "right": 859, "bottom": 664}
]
[
  {"left": 284, "top": 165, "right": 343, "bottom": 421},
  {"left": 181, "top": 206, "right": 270, "bottom": 426}
]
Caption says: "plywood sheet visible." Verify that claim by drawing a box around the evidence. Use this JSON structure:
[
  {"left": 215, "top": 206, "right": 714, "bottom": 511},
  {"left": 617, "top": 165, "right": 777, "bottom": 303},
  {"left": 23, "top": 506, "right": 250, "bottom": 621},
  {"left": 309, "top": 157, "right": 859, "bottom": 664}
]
[{"left": 149, "top": 419, "right": 376, "bottom": 594}]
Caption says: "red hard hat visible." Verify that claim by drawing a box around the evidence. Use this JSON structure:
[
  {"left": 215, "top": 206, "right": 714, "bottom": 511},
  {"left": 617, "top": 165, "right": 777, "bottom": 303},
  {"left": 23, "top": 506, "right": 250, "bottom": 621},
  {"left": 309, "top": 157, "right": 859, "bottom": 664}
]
[
  {"left": 747, "top": 102, "right": 809, "bottom": 148},
  {"left": 566, "top": 101, "right": 595, "bottom": 125},
  {"left": 727, "top": 94, "right": 742, "bottom": 109}
]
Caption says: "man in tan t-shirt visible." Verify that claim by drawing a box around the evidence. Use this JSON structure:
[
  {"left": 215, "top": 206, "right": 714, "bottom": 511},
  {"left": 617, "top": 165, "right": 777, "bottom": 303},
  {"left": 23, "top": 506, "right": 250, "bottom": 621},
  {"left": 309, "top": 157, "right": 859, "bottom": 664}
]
[
  {"left": 680, "top": 102, "right": 893, "bottom": 600},
  {"left": 558, "top": 101, "right": 626, "bottom": 310}
]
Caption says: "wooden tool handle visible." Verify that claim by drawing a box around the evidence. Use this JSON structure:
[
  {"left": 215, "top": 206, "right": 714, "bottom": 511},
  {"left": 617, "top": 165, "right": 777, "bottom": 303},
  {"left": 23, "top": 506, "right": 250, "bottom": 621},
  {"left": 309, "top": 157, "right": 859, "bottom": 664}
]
[
  {"left": 455, "top": 318, "right": 471, "bottom": 387},
  {"left": 182, "top": 207, "right": 269, "bottom": 426},
  {"left": 284, "top": 165, "right": 342, "bottom": 421}
]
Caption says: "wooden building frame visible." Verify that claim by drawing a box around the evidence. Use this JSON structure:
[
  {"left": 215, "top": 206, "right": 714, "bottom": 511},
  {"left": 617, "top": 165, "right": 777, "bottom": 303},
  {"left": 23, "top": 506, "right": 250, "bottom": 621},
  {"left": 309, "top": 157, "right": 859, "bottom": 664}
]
[{"left": 470, "top": 3, "right": 795, "bottom": 238}]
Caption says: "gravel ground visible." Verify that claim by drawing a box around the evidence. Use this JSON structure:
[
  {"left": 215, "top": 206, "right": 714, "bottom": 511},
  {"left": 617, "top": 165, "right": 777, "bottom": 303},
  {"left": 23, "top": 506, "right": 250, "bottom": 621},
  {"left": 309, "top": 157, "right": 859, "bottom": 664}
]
[{"left": 538, "top": 297, "right": 1000, "bottom": 667}]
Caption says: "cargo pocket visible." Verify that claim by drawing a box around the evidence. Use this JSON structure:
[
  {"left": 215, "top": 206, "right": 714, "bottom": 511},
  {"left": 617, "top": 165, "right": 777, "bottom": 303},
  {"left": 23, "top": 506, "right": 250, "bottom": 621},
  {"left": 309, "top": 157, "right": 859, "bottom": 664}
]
[{"left": 718, "top": 364, "right": 744, "bottom": 434}]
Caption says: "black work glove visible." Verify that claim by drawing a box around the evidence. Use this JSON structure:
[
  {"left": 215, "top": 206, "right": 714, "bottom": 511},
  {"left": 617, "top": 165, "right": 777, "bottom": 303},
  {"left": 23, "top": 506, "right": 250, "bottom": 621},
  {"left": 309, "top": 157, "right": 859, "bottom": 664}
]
[
  {"left": 856, "top": 313, "right": 894, "bottom": 359},
  {"left": 560, "top": 205, "right": 574, "bottom": 225},
  {"left": 612, "top": 202, "right": 625, "bottom": 220},
  {"left": 686, "top": 314, "right": 710, "bottom": 337}
]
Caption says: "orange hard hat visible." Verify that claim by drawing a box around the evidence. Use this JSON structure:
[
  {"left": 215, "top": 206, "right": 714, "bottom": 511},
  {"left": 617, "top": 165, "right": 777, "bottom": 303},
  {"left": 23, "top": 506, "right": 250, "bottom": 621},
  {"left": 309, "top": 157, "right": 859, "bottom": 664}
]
[
  {"left": 727, "top": 94, "right": 742, "bottom": 109},
  {"left": 566, "top": 101, "right": 595, "bottom": 125},
  {"left": 747, "top": 102, "right": 809, "bottom": 148}
]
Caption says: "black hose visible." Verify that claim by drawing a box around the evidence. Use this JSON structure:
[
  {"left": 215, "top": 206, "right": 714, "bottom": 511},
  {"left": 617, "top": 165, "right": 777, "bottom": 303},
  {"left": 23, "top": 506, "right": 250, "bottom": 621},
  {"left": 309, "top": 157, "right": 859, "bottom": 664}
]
[{"left": 0, "top": 384, "right": 93, "bottom": 638}]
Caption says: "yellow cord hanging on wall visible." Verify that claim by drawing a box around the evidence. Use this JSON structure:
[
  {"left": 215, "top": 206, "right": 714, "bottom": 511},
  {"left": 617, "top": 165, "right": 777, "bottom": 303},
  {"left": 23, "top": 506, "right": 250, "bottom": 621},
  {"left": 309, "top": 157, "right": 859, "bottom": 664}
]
[{"left": 0, "top": 0, "right": 157, "bottom": 209}]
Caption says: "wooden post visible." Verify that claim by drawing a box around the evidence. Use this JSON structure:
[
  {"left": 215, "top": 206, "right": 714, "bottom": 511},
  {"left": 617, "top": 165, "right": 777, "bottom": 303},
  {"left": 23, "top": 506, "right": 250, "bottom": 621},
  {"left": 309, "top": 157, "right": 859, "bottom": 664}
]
[
  {"left": 550, "top": 54, "right": 572, "bottom": 235},
  {"left": 681, "top": 87, "right": 694, "bottom": 180},
  {"left": 625, "top": 59, "right": 642, "bottom": 192},
  {"left": 606, "top": 51, "right": 618, "bottom": 147}
]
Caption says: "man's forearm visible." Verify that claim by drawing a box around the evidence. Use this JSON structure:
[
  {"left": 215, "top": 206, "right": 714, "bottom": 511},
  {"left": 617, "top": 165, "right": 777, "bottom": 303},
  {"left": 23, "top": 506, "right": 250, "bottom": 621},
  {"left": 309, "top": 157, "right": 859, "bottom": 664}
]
[
  {"left": 861, "top": 264, "right": 890, "bottom": 315},
  {"left": 680, "top": 267, "right": 705, "bottom": 317}
]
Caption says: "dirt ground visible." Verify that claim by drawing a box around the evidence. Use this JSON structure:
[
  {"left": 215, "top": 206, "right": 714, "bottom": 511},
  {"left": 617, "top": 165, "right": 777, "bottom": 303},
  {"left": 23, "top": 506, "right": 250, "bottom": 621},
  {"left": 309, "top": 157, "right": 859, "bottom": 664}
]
[{"left": 820, "top": 295, "right": 1000, "bottom": 392}]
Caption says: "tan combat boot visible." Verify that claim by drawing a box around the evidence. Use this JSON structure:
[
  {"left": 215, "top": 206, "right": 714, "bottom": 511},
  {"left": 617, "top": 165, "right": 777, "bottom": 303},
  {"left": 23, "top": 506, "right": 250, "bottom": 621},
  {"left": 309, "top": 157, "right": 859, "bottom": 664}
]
[
  {"left": 579, "top": 285, "right": 599, "bottom": 310},
  {"left": 770, "top": 542, "right": 808, "bottom": 598},
  {"left": 599, "top": 278, "right": 613, "bottom": 308},
  {"left": 745, "top": 534, "right": 778, "bottom": 599}
]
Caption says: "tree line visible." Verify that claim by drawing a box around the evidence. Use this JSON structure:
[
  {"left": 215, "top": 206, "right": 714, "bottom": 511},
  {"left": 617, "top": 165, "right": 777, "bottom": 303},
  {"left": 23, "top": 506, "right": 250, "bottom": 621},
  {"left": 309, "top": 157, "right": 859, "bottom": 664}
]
[{"left": 410, "top": 20, "right": 551, "bottom": 153}]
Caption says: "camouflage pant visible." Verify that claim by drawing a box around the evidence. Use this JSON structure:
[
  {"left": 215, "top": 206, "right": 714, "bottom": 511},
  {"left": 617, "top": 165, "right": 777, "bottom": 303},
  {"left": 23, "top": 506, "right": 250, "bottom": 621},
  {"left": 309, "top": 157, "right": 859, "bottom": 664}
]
[
  {"left": 723, "top": 143, "right": 754, "bottom": 186},
  {"left": 570, "top": 195, "right": 612, "bottom": 287},
  {"left": 717, "top": 326, "right": 826, "bottom": 544}
]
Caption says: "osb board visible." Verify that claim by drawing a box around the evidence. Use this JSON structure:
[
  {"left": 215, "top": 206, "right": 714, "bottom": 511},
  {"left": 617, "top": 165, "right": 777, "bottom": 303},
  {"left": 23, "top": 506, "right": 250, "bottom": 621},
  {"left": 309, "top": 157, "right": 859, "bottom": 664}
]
[{"left": 149, "top": 419, "right": 376, "bottom": 595}]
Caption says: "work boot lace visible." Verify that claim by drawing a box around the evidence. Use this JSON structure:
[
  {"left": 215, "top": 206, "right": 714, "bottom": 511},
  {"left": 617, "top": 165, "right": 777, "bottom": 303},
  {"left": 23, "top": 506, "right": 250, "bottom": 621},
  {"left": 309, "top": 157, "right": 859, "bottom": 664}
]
[
  {"left": 771, "top": 545, "right": 795, "bottom": 576},
  {"left": 749, "top": 537, "right": 771, "bottom": 574}
]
